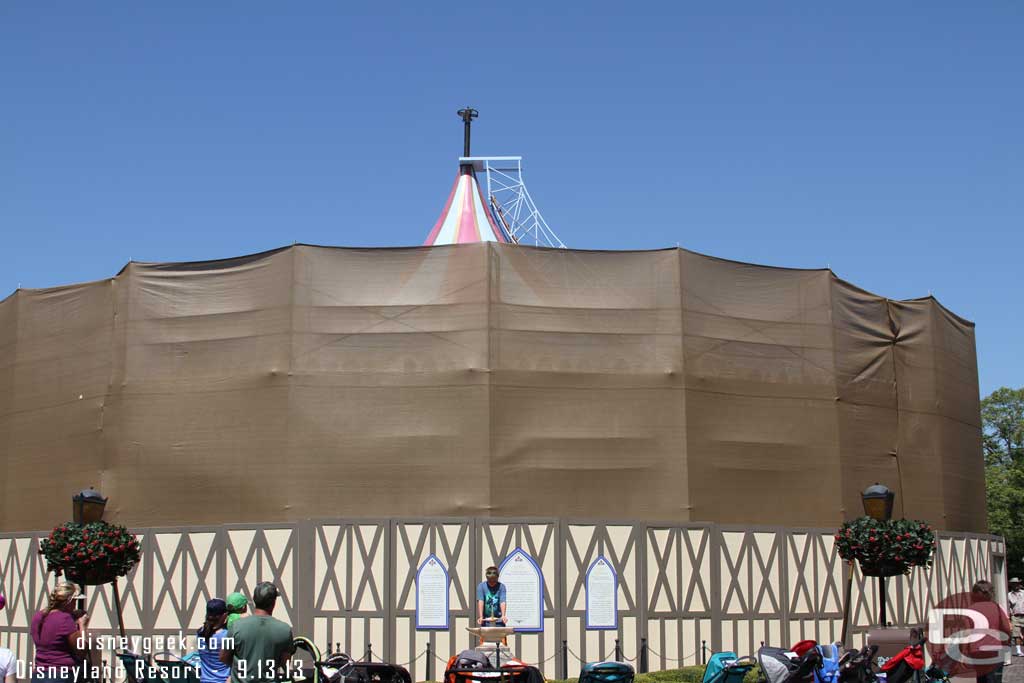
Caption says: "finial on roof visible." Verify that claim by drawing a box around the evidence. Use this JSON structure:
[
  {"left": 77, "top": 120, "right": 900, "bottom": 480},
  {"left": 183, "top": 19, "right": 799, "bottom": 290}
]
[{"left": 457, "top": 107, "right": 479, "bottom": 158}]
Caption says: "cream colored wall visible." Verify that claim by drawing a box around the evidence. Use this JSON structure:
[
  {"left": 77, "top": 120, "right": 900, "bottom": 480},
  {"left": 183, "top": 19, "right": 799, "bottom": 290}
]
[{"left": 0, "top": 525, "right": 1002, "bottom": 681}]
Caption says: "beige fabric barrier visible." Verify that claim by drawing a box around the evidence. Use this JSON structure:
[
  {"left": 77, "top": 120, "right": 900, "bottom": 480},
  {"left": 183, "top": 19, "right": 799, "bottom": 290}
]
[{"left": 0, "top": 244, "right": 985, "bottom": 531}]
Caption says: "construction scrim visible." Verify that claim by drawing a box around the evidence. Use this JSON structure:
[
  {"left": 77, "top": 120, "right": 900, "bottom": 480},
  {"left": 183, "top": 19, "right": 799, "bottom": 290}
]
[{"left": 0, "top": 243, "right": 985, "bottom": 532}]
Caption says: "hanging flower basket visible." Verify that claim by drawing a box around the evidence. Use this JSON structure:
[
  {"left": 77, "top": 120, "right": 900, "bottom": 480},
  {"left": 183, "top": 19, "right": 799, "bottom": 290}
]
[
  {"left": 835, "top": 516, "right": 935, "bottom": 577},
  {"left": 39, "top": 521, "right": 141, "bottom": 586}
]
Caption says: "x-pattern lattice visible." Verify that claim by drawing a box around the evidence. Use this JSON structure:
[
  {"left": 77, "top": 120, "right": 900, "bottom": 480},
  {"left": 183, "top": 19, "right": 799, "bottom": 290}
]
[
  {"left": 647, "top": 527, "right": 711, "bottom": 615},
  {"left": 396, "top": 523, "right": 469, "bottom": 611},
  {"left": 225, "top": 528, "right": 296, "bottom": 623},
  {"left": 315, "top": 525, "right": 350, "bottom": 612},
  {"left": 152, "top": 532, "right": 219, "bottom": 629},
  {"left": 566, "top": 525, "right": 638, "bottom": 612},
  {"left": 0, "top": 537, "right": 34, "bottom": 628},
  {"left": 721, "top": 532, "right": 780, "bottom": 616},
  {"left": 315, "top": 523, "right": 386, "bottom": 614},
  {"left": 787, "top": 534, "right": 842, "bottom": 616}
]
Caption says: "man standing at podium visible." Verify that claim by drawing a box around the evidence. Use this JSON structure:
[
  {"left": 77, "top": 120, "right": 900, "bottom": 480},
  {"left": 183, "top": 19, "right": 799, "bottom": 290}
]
[{"left": 476, "top": 566, "right": 507, "bottom": 643}]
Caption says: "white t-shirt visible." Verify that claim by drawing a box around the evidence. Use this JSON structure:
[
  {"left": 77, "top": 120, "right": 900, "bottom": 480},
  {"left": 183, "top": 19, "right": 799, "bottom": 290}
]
[
  {"left": 1009, "top": 588, "right": 1024, "bottom": 616},
  {"left": 0, "top": 648, "right": 16, "bottom": 679}
]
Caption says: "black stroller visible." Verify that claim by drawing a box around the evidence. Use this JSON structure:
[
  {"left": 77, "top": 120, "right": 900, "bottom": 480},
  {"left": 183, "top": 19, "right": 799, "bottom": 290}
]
[
  {"left": 291, "top": 637, "right": 412, "bottom": 683},
  {"left": 836, "top": 645, "right": 879, "bottom": 683},
  {"left": 758, "top": 646, "right": 824, "bottom": 683}
]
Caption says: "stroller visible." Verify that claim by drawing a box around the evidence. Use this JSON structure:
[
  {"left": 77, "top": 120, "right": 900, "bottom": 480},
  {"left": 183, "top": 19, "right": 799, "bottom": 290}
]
[
  {"left": 836, "top": 645, "right": 879, "bottom": 683},
  {"left": 878, "top": 632, "right": 925, "bottom": 683},
  {"left": 704, "top": 652, "right": 756, "bottom": 683},
  {"left": 445, "top": 650, "right": 544, "bottom": 683},
  {"left": 758, "top": 645, "right": 823, "bottom": 683},
  {"left": 580, "top": 661, "right": 636, "bottom": 683},
  {"left": 290, "top": 638, "right": 412, "bottom": 683},
  {"left": 815, "top": 644, "right": 842, "bottom": 683}
]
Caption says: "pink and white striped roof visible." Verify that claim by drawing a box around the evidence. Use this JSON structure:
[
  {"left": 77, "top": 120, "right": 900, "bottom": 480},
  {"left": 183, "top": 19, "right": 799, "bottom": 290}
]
[{"left": 424, "top": 170, "right": 508, "bottom": 245}]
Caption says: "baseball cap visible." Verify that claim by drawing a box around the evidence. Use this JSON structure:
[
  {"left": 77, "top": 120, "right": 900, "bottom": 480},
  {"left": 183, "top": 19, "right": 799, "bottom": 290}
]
[
  {"left": 206, "top": 599, "right": 227, "bottom": 617},
  {"left": 226, "top": 592, "right": 248, "bottom": 612}
]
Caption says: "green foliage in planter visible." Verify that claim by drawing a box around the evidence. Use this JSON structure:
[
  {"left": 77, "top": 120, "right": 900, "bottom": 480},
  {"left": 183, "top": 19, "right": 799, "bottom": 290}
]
[
  {"left": 835, "top": 516, "right": 935, "bottom": 575},
  {"left": 39, "top": 521, "right": 141, "bottom": 585}
]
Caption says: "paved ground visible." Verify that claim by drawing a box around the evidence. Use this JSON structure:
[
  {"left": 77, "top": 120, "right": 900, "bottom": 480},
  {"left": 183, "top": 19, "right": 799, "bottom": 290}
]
[{"left": 1005, "top": 657, "right": 1024, "bottom": 683}]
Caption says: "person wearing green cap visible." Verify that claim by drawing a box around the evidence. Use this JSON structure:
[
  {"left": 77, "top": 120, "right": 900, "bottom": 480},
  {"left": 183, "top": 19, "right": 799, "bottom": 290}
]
[
  {"left": 226, "top": 592, "right": 248, "bottom": 627},
  {"left": 220, "top": 582, "right": 293, "bottom": 683}
]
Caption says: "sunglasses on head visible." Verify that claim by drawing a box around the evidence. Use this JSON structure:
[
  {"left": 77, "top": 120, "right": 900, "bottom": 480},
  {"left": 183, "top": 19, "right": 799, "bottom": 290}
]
[{"left": 486, "top": 571, "right": 498, "bottom": 577}]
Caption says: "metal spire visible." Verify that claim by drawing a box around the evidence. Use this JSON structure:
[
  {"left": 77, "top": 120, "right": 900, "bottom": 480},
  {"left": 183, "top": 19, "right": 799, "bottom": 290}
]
[{"left": 457, "top": 107, "right": 479, "bottom": 159}]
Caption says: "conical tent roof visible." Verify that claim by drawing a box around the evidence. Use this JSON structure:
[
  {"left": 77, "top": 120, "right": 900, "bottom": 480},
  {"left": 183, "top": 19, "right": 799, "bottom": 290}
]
[{"left": 424, "top": 168, "right": 508, "bottom": 245}]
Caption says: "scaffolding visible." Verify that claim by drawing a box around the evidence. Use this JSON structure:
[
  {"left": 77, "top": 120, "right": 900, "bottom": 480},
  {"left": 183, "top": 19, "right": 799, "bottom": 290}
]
[{"left": 459, "top": 156, "right": 566, "bottom": 248}]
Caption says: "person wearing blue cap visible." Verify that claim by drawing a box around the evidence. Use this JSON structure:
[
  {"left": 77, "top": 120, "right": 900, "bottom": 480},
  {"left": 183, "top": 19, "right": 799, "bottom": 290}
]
[{"left": 196, "top": 599, "right": 230, "bottom": 683}]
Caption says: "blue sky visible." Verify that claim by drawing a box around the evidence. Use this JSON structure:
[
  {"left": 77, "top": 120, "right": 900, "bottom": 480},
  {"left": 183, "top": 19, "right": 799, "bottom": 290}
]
[{"left": 1, "top": 2, "right": 1020, "bottom": 396}]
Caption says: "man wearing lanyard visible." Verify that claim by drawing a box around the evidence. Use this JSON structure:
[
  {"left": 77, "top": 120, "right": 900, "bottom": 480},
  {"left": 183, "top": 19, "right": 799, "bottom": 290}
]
[{"left": 1009, "top": 578, "right": 1024, "bottom": 656}]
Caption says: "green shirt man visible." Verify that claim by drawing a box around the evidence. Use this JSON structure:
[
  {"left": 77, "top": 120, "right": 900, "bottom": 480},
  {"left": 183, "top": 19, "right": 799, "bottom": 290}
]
[{"left": 220, "top": 583, "right": 293, "bottom": 683}]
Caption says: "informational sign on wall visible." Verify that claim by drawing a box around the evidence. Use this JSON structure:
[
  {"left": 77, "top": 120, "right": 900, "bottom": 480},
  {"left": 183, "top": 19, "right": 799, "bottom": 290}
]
[
  {"left": 499, "top": 548, "right": 544, "bottom": 632},
  {"left": 416, "top": 554, "right": 449, "bottom": 630},
  {"left": 585, "top": 555, "right": 618, "bottom": 629}
]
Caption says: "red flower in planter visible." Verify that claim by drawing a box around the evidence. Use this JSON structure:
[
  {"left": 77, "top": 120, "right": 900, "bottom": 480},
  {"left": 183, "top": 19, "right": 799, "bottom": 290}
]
[
  {"left": 39, "top": 521, "right": 141, "bottom": 585},
  {"left": 836, "top": 517, "right": 935, "bottom": 576}
]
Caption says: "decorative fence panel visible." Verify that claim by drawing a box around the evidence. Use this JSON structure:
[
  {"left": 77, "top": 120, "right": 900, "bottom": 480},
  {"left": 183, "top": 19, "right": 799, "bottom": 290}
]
[
  {"left": 717, "top": 527, "right": 786, "bottom": 658},
  {"left": 478, "top": 520, "right": 560, "bottom": 680},
  {"left": 0, "top": 523, "right": 1003, "bottom": 681},
  {"left": 785, "top": 531, "right": 844, "bottom": 646},
  {"left": 310, "top": 520, "right": 389, "bottom": 664},
  {"left": 392, "top": 519, "right": 474, "bottom": 682},
  {"left": 564, "top": 522, "right": 643, "bottom": 669},
  {"left": 645, "top": 524, "right": 714, "bottom": 668}
]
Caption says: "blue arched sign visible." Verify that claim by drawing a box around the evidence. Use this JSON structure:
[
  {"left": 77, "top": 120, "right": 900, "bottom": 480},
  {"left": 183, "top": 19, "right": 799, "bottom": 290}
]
[
  {"left": 416, "top": 554, "right": 449, "bottom": 630},
  {"left": 499, "top": 547, "right": 544, "bottom": 632},
  {"left": 585, "top": 555, "right": 618, "bottom": 630}
]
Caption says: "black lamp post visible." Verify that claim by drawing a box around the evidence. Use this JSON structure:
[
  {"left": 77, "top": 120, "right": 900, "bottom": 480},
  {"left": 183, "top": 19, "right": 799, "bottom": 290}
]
[
  {"left": 71, "top": 487, "right": 126, "bottom": 640},
  {"left": 862, "top": 483, "right": 895, "bottom": 627},
  {"left": 72, "top": 487, "right": 108, "bottom": 525}
]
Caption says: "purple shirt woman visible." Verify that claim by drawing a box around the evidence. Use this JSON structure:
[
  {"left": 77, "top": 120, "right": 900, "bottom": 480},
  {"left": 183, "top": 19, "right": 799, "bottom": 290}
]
[{"left": 30, "top": 582, "right": 89, "bottom": 683}]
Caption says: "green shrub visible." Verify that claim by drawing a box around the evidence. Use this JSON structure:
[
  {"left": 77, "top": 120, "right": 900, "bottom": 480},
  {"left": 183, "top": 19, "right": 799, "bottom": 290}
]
[{"left": 541, "top": 665, "right": 761, "bottom": 683}]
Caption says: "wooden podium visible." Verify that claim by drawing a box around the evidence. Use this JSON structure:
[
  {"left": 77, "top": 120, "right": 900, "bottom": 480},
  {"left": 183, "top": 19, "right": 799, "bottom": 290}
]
[{"left": 466, "top": 624, "right": 515, "bottom": 667}]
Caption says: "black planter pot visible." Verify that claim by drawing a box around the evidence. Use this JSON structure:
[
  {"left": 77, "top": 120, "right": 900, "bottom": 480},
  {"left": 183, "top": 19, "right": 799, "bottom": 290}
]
[
  {"left": 860, "top": 560, "right": 908, "bottom": 577},
  {"left": 66, "top": 567, "right": 117, "bottom": 586}
]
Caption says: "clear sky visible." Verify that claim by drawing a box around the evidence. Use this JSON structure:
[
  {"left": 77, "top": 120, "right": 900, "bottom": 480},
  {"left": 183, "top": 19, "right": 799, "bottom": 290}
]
[{"left": 2, "top": 2, "right": 1021, "bottom": 396}]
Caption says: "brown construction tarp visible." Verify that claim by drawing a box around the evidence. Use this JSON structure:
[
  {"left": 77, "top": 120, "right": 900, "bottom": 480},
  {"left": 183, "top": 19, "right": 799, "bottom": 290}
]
[{"left": 0, "top": 244, "right": 986, "bottom": 532}]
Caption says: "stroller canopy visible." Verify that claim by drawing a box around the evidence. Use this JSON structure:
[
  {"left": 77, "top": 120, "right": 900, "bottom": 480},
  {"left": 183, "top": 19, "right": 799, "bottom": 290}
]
[{"left": 703, "top": 652, "right": 739, "bottom": 683}]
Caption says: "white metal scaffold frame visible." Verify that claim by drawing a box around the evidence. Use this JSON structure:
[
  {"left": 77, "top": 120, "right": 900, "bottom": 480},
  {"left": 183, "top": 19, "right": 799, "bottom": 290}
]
[{"left": 459, "top": 156, "right": 566, "bottom": 248}]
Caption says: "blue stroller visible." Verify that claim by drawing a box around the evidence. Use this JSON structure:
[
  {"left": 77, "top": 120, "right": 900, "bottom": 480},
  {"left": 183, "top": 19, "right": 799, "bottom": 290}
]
[
  {"left": 815, "top": 644, "right": 842, "bottom": 683},
  {"left": 579, "top": 661, "right": 635, "bottom": 683},
  {"left": 704, "top": 652, "right": 757, "bottom": 683}
]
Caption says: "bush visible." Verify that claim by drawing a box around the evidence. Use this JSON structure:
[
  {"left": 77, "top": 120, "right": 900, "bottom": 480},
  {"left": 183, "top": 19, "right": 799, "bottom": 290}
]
[{"left": 538, "top": 665, "right": 761, "bottom": 683}]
